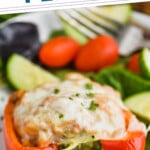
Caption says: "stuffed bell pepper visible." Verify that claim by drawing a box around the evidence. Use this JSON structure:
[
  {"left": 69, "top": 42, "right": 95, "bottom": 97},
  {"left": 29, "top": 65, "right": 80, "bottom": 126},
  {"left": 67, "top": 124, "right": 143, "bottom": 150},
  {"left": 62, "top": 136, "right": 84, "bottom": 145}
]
[{"left": 4, "top": 73, "right": 146, "bottom": 150}]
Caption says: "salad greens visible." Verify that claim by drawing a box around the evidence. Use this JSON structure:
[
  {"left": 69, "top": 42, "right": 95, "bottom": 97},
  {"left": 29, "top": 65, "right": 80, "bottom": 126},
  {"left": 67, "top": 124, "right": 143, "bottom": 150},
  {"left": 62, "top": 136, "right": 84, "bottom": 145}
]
[
  {"left": 49, "top": 29, "right": 67, "bottom": 39},
  {"left": 0, "top": 58, "right": 8, "bottom": 87},
  {"left": 0, "top": 57, "right": 2, "bottom": 69},
  {"left": 92, "top": 66, "right": 150, "bottom": 99},
  {"left": 0, "top": 14, "right": 19, "bottom": 23}
]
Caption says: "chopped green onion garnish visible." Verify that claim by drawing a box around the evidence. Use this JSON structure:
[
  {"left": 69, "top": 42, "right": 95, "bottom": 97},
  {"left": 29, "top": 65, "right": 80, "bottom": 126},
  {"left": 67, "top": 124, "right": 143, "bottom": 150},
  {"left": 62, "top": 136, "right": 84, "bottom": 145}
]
[
  {"left": 69, "top": 96, "right": 73, "bottom": 100},
  {"left": 59, "top": 113, "right": 64, "bottom": 119},
  {"left": 86, "top": 93, "right": 95, "bottom": 98},
  {"left": 85, "top": 83, "right": 93, "bottom": 90},
  {"left": 89, "top": 101, "right": 99, "bottom": 111},
  {"left": 75, "top": 93, "right": 80, "bottom": 97},
  {"left": 54, "top": 88, "right": 60, "bottom": 94}
]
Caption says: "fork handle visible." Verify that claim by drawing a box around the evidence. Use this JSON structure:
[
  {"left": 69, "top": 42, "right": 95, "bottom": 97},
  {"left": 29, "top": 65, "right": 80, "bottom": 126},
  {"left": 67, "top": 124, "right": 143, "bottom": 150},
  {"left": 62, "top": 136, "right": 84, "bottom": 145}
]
[{"left": 131, "top": 11, "right": 150, "bottom": 31}]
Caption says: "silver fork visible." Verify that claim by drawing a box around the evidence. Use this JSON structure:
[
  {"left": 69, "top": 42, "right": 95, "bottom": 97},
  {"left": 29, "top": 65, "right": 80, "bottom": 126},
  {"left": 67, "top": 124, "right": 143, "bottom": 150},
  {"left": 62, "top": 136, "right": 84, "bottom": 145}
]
[{"left": 56, "top": 7, "right": 150, "bottom": 56}]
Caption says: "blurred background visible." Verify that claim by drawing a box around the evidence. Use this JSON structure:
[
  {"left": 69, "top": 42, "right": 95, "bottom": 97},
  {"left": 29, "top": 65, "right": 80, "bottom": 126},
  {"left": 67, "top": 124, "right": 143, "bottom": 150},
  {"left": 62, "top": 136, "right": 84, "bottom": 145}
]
[{"left": 132, "top": 2, "right": 150, "bottom": 14}]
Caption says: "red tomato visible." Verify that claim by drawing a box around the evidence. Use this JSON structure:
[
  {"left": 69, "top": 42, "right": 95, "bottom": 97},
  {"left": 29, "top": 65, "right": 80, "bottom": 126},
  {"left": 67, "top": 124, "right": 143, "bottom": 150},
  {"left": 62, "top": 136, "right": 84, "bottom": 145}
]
[
  {"left": 75, "top": 35, "right": 119, "bottom": 72},
  {"left": 126, "top": 53, "right": 140, "bottom": 74},
  {"left": 101, "top": 131, "right": 145, "bottom": 150},
  {"left": 39, "top": 36, "right": 79, "bottom": 67}
]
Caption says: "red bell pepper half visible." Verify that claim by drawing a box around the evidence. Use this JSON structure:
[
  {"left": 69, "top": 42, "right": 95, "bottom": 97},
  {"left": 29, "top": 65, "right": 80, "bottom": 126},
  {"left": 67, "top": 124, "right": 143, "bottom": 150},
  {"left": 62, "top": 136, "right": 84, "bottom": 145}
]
[
  {"left": 101, "top": 131, "right": 145, "bottom": 150},
  {"left": 3, "top": 91, "right": 146, "bottom": 150}
]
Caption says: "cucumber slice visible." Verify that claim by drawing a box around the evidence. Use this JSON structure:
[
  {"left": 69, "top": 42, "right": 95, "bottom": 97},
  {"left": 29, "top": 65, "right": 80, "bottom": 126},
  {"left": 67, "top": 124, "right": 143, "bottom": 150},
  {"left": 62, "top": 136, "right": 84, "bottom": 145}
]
[
  {"left": 140, "top": 48, "right": 150, "bottom": 80},
  {"left": 62, "top": 21, "right": 88, "bottom": 45},
  {"left": 97, "top": 4, "right": 132, "bottom": 23},
  {"left": 6, "top": 54, "right": 59, "bottom": 90},
  {"left": 124, "top": 92, "right": 150, "bottom": 122}
]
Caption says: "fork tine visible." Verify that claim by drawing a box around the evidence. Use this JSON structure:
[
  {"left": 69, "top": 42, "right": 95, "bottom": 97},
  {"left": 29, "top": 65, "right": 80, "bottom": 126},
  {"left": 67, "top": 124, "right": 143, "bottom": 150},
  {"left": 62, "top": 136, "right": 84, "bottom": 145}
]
[
  {"left": 75, "top": 8, "right": 119, "bottom": 36},
  {"left": 64, "top": 9, "right": 110, "bottom": 35},
  {"left": 88, "top": 7, "right": 125, "bottom": 29},
  {"left": 56, "top": 10, "right": 97, "bottom": 38}
]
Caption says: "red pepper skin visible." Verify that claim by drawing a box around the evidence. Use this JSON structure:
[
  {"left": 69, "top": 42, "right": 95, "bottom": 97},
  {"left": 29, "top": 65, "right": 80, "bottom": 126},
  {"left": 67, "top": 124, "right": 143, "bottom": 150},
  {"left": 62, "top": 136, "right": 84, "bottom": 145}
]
[
  {"left": 101, "top": 110, "right": 146, "bottom": 150},
  {"left": 3, "top": 91, "right": 146, "bottom": 150},
  {"left": 126, "top": 53, "right": 141, "bottom": 74},
  {"left": 101, "top": 131, "right": 146, "bottom": 150},
  {"left": 3, "top": 91, "right": 58, "bottom": 150}
]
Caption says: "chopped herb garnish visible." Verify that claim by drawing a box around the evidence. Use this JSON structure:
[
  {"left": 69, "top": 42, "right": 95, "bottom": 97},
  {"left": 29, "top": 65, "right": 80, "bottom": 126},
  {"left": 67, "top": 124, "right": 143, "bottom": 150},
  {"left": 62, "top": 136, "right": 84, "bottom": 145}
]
[
  {"left": 89, "top": 100, "right": 99, "bottom": 111},
  {"left": 75, "top": 93, "right": 80, "bottom": 97},
  {"left": 86, "top": 93, "right": 95, "bottom": 98},
  {"left": 85, "top": 83, "right": 93, "bottom": 90},
  {"left": 91, "top": 135, "right": 95, "bottom": 139},
  {"left": 54, "top": 88, "right": 60, "bottom": 94},
  {"left": 59, "top": 113, "right": 64, "bottom": 119},
  {"left": 69, "top": 93, "right": 80, "bottom": 100},
  {"left": 69, "top": 96, "right": 73, "bottom": 100}
]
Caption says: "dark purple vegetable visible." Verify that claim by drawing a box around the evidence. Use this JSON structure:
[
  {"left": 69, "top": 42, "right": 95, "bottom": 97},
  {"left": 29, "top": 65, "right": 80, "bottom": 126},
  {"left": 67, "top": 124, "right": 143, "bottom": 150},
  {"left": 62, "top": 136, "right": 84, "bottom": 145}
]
[{"left": 0, "top": 22, "right": 41, "bottom": 63}]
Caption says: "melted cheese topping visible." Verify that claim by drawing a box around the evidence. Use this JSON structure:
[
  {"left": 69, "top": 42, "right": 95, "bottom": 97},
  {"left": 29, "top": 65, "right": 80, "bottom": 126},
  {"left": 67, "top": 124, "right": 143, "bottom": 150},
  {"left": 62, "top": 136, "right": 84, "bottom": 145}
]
[{"left": 13, "top": 73, "right": 146, "bottom": 147}]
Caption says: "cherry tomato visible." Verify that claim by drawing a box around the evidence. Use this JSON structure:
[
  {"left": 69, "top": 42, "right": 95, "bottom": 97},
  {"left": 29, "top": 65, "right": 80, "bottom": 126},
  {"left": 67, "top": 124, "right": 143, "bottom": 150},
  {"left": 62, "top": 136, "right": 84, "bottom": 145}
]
[
  {"left": 39, "top": 36, "right": 79, "bottom": 68},
  {"left": 75, "top": 35, "right": 119, "bottom": 72},
  {"left": 126, "top": 53, "right": 140, "bottom": 74}
]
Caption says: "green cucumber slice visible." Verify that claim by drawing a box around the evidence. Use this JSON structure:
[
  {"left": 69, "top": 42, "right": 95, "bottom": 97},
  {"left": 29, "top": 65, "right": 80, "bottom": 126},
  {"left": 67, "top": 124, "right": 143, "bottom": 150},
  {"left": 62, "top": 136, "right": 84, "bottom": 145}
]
[
  {"left": 6, "top": 54, "right": 59, "bottom": 90},
  {"left": 124, "top": 92, "right": 150, "bottom": 122},
  {"left": 97, "top": 4, "right": 132, "bottom": 23},
  {"left": 140, "top": 48, "right": 150, "bottom": 80},
  {"left": 62, "top": 21, "right": 88, "bottom": 45}
]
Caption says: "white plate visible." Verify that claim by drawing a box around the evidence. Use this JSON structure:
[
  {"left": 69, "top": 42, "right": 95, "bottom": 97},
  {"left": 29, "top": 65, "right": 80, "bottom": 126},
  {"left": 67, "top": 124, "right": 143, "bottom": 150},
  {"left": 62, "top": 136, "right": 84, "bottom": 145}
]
[{"left": 0, "top": 9, "right": 150, "bottom": 150}]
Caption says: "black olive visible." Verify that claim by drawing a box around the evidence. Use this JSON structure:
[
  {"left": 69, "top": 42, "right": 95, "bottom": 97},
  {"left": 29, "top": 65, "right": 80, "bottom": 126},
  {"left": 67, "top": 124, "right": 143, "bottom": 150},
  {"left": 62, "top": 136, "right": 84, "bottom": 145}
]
[{"left": 0, "top": 22, "right": 41, "bottom": 63}]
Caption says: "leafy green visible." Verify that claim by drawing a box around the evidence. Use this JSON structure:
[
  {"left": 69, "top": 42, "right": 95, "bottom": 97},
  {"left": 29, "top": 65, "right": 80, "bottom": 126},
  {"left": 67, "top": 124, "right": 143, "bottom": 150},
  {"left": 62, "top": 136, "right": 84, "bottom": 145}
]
[
  {"left": 93, "top": 67, "right": 150, "bottom": 99},
  {"left": 0, "top": 14, "right": 20, "bottom": 23},
  {"left": 0, "top": 58, "right": 9, "bottom": 87},
  {"left": 0, "top": 58, "right": 3, "bottom": 70},
  {"left": 49, "top": 29, "right": 67, "bottom": 39}
]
